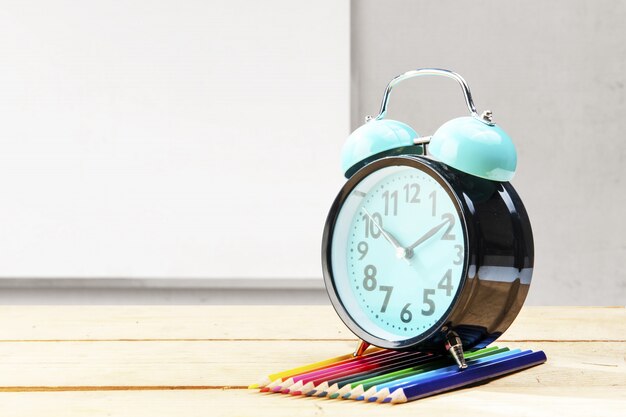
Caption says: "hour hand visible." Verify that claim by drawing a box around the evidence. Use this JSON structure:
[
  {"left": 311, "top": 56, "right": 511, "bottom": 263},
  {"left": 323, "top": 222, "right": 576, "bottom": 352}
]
[{"left": 362, "top": 208, "right": 410, "bottom": 262}]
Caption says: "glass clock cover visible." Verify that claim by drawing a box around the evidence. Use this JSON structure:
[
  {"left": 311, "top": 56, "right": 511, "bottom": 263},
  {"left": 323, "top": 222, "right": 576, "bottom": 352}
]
[{"left": 329, "top": 162, "right": 467, "bottom": 345}]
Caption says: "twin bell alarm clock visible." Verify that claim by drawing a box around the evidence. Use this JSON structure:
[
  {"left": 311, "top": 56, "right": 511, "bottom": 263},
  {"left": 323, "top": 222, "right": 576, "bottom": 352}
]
[{"left": 321, "top": 69, "right": 533, "bottom": 368}]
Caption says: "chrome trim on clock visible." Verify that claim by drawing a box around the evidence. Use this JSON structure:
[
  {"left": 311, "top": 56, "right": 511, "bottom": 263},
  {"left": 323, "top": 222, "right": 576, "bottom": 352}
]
[
  {"left": 366, "top": 68, "right": 495, "bottom": 126},
  {"left": 322, "top": 155, "right": 534, "bottom": 352},
  {"left": 322, "top": 156, "right": 470, "bottom": 350}
]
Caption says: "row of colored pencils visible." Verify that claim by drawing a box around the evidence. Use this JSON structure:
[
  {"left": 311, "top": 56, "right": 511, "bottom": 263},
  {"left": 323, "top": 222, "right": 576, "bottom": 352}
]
[{"left": 250, "top": 346, "right": 546, "bottom": 404}]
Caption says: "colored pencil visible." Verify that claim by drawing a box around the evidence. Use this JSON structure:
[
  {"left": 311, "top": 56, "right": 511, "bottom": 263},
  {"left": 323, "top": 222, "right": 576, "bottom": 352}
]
[
  {"left": 271, "top": 349, "right": 399, "bottom": 393},
  {"left": 336, "top": 346, "right": 500, "bottom": 398},
  {"left": 311, "top": 351, "right": 437, "bottom": 398},
  {"left": 258, "top": 347, "right": 384, "bottom": 391},
  {"left": 294, "top": 351, "right": 427, "bottom": 396},
  {"left": 281, "top": 349, "right": 409, "bottom": 394},
  {"left": 301, "top": 351, "right": 432, "bottom": 397},
  {"left": 383, "top": 350, "right": 547, "bottom": 403},
  {"left": 365, "top": 349, "right": 527, "bottom": 402},
  {"left": 250, "top": 346, "right": 384, "bottom": 388},
  {"left": 252, "top": 352, "right": 353, "bottom": 389},
  {"left": 345, "top": 346, "right": 507, "bottom": 400},
  {"left": 252, "top": 345, "right": 546, "bottom": 405}
]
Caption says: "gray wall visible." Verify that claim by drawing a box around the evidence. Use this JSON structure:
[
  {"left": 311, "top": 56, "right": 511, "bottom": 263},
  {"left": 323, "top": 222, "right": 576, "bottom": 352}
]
[
  {"left": 1, "top": 1, "right": 623, "bottom": 306},
  {"left": 352, "top": 0, "right": 626, "bottom": 305}
]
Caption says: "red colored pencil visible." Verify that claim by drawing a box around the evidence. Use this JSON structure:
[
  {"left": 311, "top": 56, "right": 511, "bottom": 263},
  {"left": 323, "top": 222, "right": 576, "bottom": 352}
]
[
  {"left": 274, "top": 349, "right": 402, "bottom": 393},
  {"left": 260, "top": 348, "right": 388, "bottom": 392},
  {"left": 291, "top": 351, "right": 430, "bottom": 396}
]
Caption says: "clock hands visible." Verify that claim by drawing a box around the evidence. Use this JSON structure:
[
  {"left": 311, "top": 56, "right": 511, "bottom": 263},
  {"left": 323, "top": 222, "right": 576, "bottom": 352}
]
[
  {"left": 361, "top": 208, "right": 411, "bottom": 263},
  {"left": 406, "top": 217, "right": 452, "bottom": 252},
  {"left": 360, "top": 208, "right": 452, "bottom": 264}
]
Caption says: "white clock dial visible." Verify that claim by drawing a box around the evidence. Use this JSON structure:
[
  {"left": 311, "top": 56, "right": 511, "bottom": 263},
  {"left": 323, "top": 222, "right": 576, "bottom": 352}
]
[{"left": 330, "top": 163, "right": 466, "bottom": 342}]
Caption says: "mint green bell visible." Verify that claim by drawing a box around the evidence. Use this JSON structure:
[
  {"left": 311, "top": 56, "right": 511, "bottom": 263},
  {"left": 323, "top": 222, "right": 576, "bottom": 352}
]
[
  {"left": 429, "top": 117, "right": 517, "bottom": 182},
  {"left": 341, "top": 119, "right": 420, "bottom": 177},
  {"left": 344, "top": 68, "right": 519, "bottom": 181}
]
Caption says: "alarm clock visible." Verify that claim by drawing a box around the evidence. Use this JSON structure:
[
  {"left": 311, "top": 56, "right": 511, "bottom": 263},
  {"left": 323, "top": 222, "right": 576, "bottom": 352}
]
[{"left": 321, "top": 69, "right": 533, "bottom": 368}]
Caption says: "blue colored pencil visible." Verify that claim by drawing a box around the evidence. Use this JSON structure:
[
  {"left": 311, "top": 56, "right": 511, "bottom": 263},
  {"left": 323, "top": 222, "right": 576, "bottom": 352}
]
[
  {"left": 345, "top": 347, "right": 506, "bottom": 400},
  {"left": 361, "top": 349, "right": 524, "bottom": 402},
  {"left": 382, "top": 349, "right": 547, "bottom": 403}
]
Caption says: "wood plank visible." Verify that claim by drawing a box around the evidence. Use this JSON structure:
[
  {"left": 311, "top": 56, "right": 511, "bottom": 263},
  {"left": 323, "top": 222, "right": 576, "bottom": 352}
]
[
  {"left": 0, "top": 340, "right": 623, "bottom": 388},
  {"left": 0, "top": 306, "right": 622, "bottom": 416},
  {"left": 0, "top": 387, "right": 624, "bottom": 417},
  {"left": 0, "top": 306, "right": 623, "bottom": 342},
  {"left": 500, "top": 306, "right": 626, "bottom": 341}
]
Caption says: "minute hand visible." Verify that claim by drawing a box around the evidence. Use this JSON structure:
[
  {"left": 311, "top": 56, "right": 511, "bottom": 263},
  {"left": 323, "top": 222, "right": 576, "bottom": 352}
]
[{"left": 407, "top": 219, "right": 451, "bottom": 252}]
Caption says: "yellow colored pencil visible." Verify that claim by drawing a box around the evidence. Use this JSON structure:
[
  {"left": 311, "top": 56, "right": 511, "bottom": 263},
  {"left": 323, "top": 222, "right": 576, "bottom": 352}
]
[{"left": 250, "top": 347, "right": 381, "bottom": 389}]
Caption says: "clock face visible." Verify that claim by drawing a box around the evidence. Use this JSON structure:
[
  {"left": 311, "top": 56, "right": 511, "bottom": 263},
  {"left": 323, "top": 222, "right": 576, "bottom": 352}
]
[{"left": 328, "top": 160, "right": 467, "bottom": 344}]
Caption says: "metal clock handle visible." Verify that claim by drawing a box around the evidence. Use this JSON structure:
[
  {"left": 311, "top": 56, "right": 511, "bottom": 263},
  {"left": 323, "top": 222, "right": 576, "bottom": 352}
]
[{"left": 366, "top": 68, "right": 494, "bottom": 126}]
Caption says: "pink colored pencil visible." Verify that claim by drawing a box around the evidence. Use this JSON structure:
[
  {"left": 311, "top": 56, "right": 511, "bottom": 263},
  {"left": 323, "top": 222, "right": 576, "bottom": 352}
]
[
  {"left": 261, "top": 348, "right": 390, "bottom": 392},
  {"left": 290, "top": 351, "right": 430, "bottom": 396},
  {"left": 277, "top": 350, "right": 406, "bottom": 394}
]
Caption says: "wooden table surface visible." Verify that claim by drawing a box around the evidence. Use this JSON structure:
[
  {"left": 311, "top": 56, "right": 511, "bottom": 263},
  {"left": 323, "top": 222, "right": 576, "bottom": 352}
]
[{"left": 0, "top": 306, "right": 624, "bottom": 416}]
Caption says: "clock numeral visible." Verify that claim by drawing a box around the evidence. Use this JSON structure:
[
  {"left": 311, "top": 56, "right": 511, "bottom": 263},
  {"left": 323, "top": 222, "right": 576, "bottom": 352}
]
[
  {"left": 421, "top": 289, "right": 436, "bottom": 316},
  {"left": 403, "top": 183, "right": 420, "bottom": 203},
  {"left": 363, "top": 264, "right": 377, "bottom": 291},
  {"left": 362, "top": 212, "right": 383, "bottom": 239},
  {"left": 438, "top": 269, "right": 453, "bottom": 296},
  {"left": 453, "top": 244, "right": 463, "bottom": 265},
  {"left": 429, "top": 191, "right": 437, "bottom": 216},
  {"left": 401, "top": 303, "right": 413, "bottom": 323},
  {"left": 357, "top": 241, "right": 368, "bottom": 260},
  {"left": 379, "top": 285, "right": 393, "bottom": 313},
  {"left": 382, "top": 190, "right": 398, "bottom": 216},
  {"left": 441, "top": 213, "right": 456, "bottom": 240}
]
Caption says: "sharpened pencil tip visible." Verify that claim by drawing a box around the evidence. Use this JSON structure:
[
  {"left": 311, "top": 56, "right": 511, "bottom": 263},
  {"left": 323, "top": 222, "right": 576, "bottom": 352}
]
[
  {"left": 329, "top": 393, "right": 340, "bottom": 399},
  {"left": 388, "top": 388, "right": 408, "bottom": 403},
  {"left": 382, "top": 398, "right": 391, "bottom": 403},
  {"left": 342, "top": 393, "right": 351, "bottom": 399},
  {"left": 317, "top": 391, "right": 328, "bottom": 397},
  {"left": 368, "top": 397, "right": 378, "bottom": 402},
  {"left": 290, "top": 391, "right": 302, "bottom": 396},
  {"left": 248, "top": 384, "right": 259, "bottom": 389},
  {"left": 361, "top": 386, "right": 377, "bottom": 399},
  {"left": 356, "top": 395, "right": 365, "bottom": 401},
  {"left": 260, "top": 387, "right": 269, "bottom": 393},
  {"left": 304, "top": 390, "right": 316, "bottom": 396}
]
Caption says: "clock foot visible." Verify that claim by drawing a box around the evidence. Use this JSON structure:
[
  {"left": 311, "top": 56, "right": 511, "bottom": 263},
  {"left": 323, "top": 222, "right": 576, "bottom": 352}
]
[
  {"left": 445, "top": 330, "right": 468, "bottom": 369},
  {"left": 353, "top": 340, "right": 371, "bottom": 357}
]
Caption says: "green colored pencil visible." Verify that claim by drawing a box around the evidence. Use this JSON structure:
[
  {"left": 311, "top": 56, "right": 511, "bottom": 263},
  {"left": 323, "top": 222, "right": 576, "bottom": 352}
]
[{"left": 342, "top": 346, "right": 507, "bottom": 400}]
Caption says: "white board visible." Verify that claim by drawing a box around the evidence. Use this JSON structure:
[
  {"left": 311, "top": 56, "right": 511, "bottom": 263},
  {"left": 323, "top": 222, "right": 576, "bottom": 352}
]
[{"left": 0, "top": 0, "right": 349, "bottom": 278}]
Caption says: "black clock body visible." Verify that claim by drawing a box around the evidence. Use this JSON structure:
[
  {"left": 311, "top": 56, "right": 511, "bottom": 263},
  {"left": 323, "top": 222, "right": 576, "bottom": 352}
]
[{"left": 322, "top": 155, "right": 534, "bottom": 351}]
